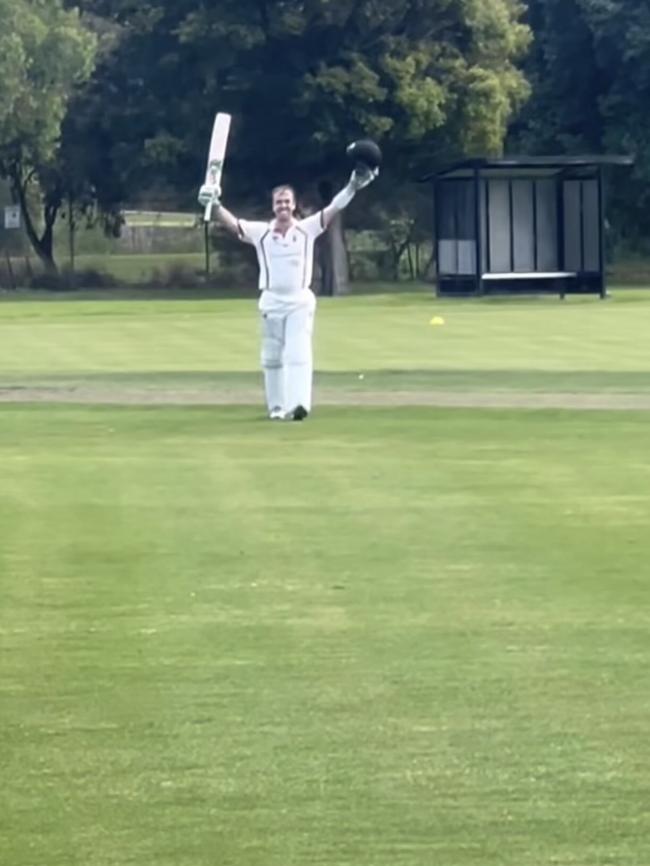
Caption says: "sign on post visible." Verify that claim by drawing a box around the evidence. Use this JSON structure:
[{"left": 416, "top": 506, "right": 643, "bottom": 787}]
[{"left": 4, "top": 206, "right": 21, "bottom": 229}]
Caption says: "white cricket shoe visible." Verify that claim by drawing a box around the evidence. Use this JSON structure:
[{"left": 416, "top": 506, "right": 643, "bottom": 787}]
[{"left": 269, "top": 407, "right": 285, "bottom": 420}]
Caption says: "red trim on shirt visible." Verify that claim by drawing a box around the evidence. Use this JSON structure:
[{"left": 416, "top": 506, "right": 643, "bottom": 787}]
[
  {"left": 294, "top": 224, "right": 309, "bottom": 289},
  {"left": 259, "top": 229, "right": 271, "bottom": 289}
]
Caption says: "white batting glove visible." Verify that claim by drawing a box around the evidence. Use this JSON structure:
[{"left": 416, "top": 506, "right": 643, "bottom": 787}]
[
  {"left": 198, "top": 183, "right": 221, "bottom": 208},
  {"left": 349, "top": 165, "right": 379, "bottom": 191}
]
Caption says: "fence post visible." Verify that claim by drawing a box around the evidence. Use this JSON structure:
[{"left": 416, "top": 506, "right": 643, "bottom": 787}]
[{"left": 204, "top": 222, "right": 211, "bottom": 275}]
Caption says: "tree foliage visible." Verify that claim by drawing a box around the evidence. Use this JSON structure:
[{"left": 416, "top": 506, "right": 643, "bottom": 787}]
[
  {"left": 183, "top": 0, "right": 530, "bottom": 187},
  {"left": 0, "top": 0, "right": 97, "bottom": 270},
  {"left": 510, "top": 0, "right": 650, "bottom": 242},
  {"left": 68, "top": 0, "right": 530, "bottom": 204},
  {"left": 44, "top": 0, "right": 529, "bottom": 289},
  {"left": 5, "top": 0, "right": 650, "bottom": 275}
]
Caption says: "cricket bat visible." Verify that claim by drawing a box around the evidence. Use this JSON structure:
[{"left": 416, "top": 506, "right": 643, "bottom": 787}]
[{"left": 203, "top": 112, "right": 231, "bottom": 222}]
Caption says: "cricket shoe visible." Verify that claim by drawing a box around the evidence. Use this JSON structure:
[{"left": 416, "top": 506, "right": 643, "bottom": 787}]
[
  {"left": 269, "top": 407, "right": 285, "bottom": 420},
  {"left": 289, "top": 405, "right": 309, "bottom": 421}
]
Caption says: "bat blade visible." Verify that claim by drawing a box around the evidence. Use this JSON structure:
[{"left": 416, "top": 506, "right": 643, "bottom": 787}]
[{"left": 203, "top": 112, "right": 231, "bottom": 221}]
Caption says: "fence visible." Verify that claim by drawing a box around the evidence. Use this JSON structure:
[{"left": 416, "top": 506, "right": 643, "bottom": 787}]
[{"left": 0, "top": 209, "right": 434, "bottom": 290}]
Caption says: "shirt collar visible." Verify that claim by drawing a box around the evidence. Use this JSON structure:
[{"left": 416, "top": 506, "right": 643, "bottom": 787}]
[{"left": 271, "top": 218, "right": 297, "bottom": 235}]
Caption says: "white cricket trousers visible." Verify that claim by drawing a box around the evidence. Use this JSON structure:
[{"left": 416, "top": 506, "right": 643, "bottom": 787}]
[{"left": 259, "top": 290, "right": 316, "bottom": 414}]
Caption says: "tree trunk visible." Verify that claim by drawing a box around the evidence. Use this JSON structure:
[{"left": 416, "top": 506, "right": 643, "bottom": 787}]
[
  {"left": 316, "top": 180, "right": 350, "bottom": 296},
  {"left": 38, "top": 218, "right": 57, "bottom": 274},
  {"left": 317, "top": 212, "right": 350, "bottom": 296},
  {"left": 68, "top": 197, "right": 76, "bottom": 271},
  {"left": 10, "top": 170, "right": 59, "bottom": 274}
]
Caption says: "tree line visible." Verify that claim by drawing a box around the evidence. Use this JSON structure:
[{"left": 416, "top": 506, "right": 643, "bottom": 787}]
[{"left": 0, "top": 0, "right": 647, "bottom": 275}]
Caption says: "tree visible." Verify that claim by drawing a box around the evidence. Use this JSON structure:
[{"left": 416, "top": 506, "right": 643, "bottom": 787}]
[
  {"left": 68, "top": 0, "right": 530, "bottom": 290},
  {"left": 0, "top": 0, "right": 97, "bottom": 272},
  {"left": 509, "top": 0, "right": 650, "bottom": 244},
  {"left": 180, "top": 0, "right": 531, "bottom": 291}
]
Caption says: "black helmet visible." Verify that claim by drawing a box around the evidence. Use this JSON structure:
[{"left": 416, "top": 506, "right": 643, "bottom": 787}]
[{"left": 346, "top": 138, "right": 382, "bottom": 169}]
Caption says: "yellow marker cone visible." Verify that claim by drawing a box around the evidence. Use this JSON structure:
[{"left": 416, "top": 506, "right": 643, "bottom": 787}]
[{"left": 430, "top": 316, "right": 445, "bottom": 325}]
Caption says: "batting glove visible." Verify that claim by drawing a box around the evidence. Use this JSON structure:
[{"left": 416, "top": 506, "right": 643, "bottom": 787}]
[
  {"left": 198, "top": 183, "right": 221, "bottom": 208},
  {"left": 349, "top": 165, "right": 379, "bottom": 191}
]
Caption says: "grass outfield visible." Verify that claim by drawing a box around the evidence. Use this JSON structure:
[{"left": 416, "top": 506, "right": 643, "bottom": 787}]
[
  {"left": 1, "top": 286, "right": 650, "bottom": 396},
  {"left": 1, "top": 289, "right": 650, "bottom": 865}
]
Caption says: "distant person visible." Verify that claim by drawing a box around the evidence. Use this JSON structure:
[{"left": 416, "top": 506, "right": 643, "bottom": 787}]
[{"left": 198, "top": 155, "right": 378, "bottom": 421}]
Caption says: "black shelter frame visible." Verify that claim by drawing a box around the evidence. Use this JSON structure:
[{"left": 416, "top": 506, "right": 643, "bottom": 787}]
[{"left": 421, "top": 156, "right": 633, "bottom": 298}]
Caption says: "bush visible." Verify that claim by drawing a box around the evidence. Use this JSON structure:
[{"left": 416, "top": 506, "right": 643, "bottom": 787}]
[
  {"left": 147, "top": 261, "right": 206, "bottom": 289},
  {"left": 349, "top": 249, "right": 394, "bottom": 281},
  {"left": 29, "top": 267, "right": 118, "bottom": 291}
]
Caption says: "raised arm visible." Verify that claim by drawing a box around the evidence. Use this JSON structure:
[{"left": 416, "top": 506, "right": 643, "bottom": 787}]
[
  {"left": 321, "top": 164, "right": 378, "bottom": 229},
  {"left": 212, "top": 204, "right": 240, "bottom": 236}
]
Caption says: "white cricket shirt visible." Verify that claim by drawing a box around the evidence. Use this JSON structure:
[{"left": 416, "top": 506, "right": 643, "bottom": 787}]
[{"left": 237, "top": 213, "right": 326, "bottom": 299}]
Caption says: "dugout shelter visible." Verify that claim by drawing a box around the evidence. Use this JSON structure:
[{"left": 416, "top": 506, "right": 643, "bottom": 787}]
[{"left": 421, "top": 155, "right": 633, "bottom": 298}]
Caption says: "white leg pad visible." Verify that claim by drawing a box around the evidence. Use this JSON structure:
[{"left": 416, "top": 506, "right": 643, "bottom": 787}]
[
  {"left": 260, "top": 313, "right": 285, "bottom": 412},
  {"left": 284, "top": 305, "right": 314, "bottom": 413}
]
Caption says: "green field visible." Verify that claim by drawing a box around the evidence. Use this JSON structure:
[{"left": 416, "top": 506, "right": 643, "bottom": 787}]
[
  {"left": 2, "top": 285, "right": 650, "bottom": 395},
  {"left": 2, "top": 288, "right": 650, "bottom": 866}
]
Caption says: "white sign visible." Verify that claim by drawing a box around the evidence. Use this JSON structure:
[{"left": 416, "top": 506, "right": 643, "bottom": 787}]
[{"left": 4, "top": 205, "right": 21, "bottom": 229}]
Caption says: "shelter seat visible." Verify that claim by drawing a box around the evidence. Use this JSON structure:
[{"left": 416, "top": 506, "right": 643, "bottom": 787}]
[{"left": 482, "top": 271, "right": 577, "bottom": 280}]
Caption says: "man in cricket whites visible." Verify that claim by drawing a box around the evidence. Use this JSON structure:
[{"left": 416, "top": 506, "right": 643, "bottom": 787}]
[{"left": 198, "top": 155, "right": 378, "bottom": 421}]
